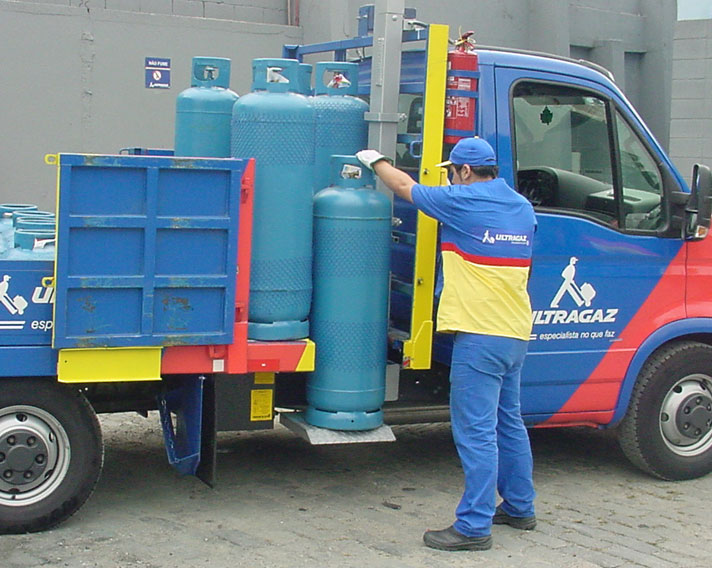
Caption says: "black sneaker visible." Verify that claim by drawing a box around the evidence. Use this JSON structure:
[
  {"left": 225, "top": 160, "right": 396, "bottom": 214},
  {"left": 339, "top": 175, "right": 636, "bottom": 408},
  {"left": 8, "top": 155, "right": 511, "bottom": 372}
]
[
  {"left": 493, "top": 505, "right": 537, "bottom": 530},
  {"left": 423, "top": 525, "right": 493, "bottom": 551}
]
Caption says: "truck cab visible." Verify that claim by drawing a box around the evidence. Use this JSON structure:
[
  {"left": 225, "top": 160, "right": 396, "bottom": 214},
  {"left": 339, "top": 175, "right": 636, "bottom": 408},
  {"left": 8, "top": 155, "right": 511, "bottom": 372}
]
[
  {"left": 382, "top": 43, "right": 712, "bottom": 481},
  {"left": 491, "top": 48, "right": 712, "bottom": 480}
]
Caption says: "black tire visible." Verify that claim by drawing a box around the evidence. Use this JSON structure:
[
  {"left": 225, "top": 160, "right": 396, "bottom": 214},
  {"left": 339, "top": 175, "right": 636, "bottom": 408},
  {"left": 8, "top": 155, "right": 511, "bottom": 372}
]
[
  {"left": 619, "top": 341, "right": 712, "bottom": 480},
  {"left": 0, "top": 378, "right": 103, "bottom": 533}
]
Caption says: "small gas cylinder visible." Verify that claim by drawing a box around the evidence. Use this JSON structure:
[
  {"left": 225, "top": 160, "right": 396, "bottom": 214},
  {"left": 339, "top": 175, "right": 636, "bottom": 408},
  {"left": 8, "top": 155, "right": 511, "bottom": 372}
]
[
  {"left": 306, "top": 155, "right": 391, "bottom": 431},
  {"left": 0, "top": 203, "right": 37, "bottom": 255}
]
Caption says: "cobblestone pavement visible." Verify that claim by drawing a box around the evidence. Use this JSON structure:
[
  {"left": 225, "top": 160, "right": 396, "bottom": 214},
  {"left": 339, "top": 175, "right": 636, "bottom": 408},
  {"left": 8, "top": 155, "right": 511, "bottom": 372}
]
[{"left": 2, "top": 412, "right": 711, "bottom": 568}]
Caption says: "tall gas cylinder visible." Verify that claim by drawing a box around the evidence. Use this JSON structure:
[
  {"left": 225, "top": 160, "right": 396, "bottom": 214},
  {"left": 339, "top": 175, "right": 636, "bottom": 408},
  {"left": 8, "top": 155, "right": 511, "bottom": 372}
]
[
  {"left": 311, "top": 62, "right": 368, "bottom": 193},
  {"left": 444, "top": 31, "right": 479, "bottom": 144},
  {"left": 306, "top": 156, "right": 391, "bottom": 431},
  {"left": 231, "top": 58, "right": 315, "bottom": 340},
  {"left": 175, "top": 57, "right": 238, "bottom": 157}
]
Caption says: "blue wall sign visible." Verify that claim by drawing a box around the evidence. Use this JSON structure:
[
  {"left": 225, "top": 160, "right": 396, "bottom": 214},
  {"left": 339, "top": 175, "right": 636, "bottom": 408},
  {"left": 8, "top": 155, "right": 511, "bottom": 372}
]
[{"left": 145, "top": 57, "right": 171, "bottom": 89}]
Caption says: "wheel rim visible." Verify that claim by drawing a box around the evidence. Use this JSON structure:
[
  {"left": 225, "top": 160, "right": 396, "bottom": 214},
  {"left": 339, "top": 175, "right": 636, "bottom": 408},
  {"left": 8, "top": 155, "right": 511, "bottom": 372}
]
[
  {"left": 0, "top": 405, "right": 71, "bottom": 506},
  {"left": 660, "top": 374, "right": 712, "bottom": 457}
]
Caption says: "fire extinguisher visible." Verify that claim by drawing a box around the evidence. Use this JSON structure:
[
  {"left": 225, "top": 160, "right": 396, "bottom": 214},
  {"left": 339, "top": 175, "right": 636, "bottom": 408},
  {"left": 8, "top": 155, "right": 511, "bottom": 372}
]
[{"left": 444, "top": 31, "right": 479, "bottom": 144}]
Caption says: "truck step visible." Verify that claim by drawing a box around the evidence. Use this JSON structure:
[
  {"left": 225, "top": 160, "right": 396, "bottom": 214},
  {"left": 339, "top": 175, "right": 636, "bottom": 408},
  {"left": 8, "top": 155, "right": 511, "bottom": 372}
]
[{"left": 279, "top": 412, "right": 396, "bottom": 445}]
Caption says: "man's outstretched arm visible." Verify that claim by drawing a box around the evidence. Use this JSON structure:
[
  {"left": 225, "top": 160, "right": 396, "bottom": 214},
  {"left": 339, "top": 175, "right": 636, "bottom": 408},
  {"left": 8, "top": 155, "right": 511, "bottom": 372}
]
[{"left": 356, "top": 149, "right": 416, "bottom": 203}]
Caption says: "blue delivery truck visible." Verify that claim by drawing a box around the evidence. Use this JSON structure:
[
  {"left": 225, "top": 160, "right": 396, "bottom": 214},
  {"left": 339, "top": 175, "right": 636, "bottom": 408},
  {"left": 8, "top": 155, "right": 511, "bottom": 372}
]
[{"left": 2, "top": 7, "right": 712, "bottom": 533}]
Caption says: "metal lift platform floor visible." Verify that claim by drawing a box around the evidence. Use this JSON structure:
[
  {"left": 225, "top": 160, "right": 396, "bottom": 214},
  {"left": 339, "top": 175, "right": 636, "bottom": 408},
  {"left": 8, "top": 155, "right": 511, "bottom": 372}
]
[{"left": 279, "top": 412, "right": 396, "bottom": 445}]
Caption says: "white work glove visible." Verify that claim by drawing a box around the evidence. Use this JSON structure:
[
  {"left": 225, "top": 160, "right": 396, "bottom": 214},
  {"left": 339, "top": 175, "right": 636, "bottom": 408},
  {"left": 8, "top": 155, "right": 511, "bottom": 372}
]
[{"left": 356, "top": 149, "right": 393, "bottom": 170}]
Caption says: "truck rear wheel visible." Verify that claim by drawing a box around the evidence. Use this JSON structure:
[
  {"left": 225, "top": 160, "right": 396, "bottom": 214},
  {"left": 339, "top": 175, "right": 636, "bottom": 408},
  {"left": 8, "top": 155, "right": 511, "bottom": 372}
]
[
  {"left": 619, "top": 341, "right": 712, "bottom": 480},
  {"left": 0, "top": 379, "right": 103, "bottom": 533}
]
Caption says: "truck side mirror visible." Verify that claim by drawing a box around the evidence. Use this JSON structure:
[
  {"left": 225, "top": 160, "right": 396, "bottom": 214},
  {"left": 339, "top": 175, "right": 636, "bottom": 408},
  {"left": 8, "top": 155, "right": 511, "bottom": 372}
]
[{"left": 684, "top": 164, "right": 712, "bottom": 240}]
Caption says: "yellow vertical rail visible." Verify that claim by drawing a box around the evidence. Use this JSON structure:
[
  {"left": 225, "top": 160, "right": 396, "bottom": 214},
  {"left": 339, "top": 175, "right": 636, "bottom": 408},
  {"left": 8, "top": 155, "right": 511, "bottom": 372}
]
[
  {"left": 402, "top": 23, "right": 449, "bottom": 370},
  {"left": 45, "top": 153, "right": 61, "bottom": 349}
]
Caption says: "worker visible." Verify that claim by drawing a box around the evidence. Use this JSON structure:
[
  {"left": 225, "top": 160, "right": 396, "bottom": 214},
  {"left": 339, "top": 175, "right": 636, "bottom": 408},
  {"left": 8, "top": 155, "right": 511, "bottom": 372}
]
[{"left": 357, "top": 138, "right": 537, "bottom": 552}]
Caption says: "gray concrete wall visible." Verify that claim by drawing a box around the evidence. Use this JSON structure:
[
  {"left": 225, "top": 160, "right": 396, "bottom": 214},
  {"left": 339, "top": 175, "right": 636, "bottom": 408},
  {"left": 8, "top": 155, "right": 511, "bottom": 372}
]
[
  {"left": 669, "top": 18, "right": 712, "bottom": 185},
  {"left": 569, "top": 0, "right": 677, "bottom": 147},
  {"left": 300, "top": 0, "right": 676, "bottom": 152},
  {"left": 0, "top": 0, "right": 300, "bottom": 209},
  {"left": 13, "top": 0, "right": 289, "bottom": 24},
  {"left": 1, "top": 0, "right": 677, "bottom": 209}
]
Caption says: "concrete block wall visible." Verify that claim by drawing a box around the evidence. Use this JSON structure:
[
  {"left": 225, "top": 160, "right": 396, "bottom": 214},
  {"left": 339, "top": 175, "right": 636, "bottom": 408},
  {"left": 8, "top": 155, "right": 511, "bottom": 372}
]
[
  {"left": 16, "top": 0, "right": 287, "bottom": 23},
  {"left": 669, "top": 19, "right": 712, "bottom": 185}
]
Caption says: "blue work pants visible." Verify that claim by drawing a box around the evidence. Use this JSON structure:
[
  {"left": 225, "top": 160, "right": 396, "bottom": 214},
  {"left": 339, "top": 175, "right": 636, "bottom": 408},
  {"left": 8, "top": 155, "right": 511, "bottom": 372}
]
[{"left": 450, "top": 332, "right": 535, "bottom": 537}]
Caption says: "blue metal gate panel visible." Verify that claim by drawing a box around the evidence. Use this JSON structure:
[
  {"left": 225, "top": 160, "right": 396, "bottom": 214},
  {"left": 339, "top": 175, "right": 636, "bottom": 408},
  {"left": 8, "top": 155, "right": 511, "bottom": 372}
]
[{"left": 53, "top": 154, "right": 245, "bottom": 349}]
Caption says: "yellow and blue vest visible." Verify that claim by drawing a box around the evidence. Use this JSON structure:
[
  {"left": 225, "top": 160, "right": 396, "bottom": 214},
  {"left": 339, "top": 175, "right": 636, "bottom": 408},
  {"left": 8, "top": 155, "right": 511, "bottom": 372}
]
[{"left": 411, "top": 178, "right": 536, "bottom": 341}]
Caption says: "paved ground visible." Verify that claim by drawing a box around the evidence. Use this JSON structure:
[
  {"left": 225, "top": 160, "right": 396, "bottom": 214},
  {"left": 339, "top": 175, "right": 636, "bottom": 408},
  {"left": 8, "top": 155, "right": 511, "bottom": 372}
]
[{"left": 2, "top": 412, "right": 712, "bottom": 568}]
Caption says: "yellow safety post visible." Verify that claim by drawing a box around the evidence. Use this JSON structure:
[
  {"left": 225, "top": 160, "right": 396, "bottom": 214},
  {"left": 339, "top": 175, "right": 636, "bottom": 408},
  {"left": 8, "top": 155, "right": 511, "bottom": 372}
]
[
  {"left": 402, "top": 23, "right": 449, "bottom": 370},
  {"left": 295, "top": 339, "right": 316, "bottom": 372}
]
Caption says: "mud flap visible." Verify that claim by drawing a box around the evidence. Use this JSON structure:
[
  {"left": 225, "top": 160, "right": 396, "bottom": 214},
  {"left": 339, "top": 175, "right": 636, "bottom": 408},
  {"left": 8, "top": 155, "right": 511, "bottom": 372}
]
[
  {"left": 196, "top": 376, "right": 217, "bottom": 487},
  {"left": 157, "top": 375, "right": 207, "bottom": 477}
]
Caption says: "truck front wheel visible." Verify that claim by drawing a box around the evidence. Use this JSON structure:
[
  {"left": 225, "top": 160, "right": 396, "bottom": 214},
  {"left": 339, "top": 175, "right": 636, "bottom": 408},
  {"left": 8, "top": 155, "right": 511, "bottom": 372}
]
[
  {"left": 0, "top": 379, "right": 103, "bottom": 533},
  {"left": 619, "top": 340, "right": 712, "bottom": 480}
]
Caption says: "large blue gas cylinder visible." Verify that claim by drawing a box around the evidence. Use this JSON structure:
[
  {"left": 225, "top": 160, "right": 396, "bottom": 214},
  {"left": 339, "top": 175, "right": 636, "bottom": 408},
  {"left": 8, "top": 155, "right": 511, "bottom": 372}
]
[
  {"left": 311, "top": 62, "right": 368, "bottom": 193},
  {"left": 231, "top": 58, "right": 315, "bottom": 340},
  {"left": 175, "top": 57, "right": 238, "bottom": 157},
  {"left": 306, "top": 156, "right": 391, "bottom": 431}
]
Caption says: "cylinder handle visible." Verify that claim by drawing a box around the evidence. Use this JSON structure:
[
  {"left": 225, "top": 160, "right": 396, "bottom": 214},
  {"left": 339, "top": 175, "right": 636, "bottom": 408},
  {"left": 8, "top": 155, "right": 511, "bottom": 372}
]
[
  {"left": 252, "top": 58, "right": 302, "bottom": 93},
  {"left": 329, "top": 155, "right": 375, "bottom": 188},
  {"left": 314, "top": 61, "right": 359, "bottom": 96},
  {"left": 191, "top": 57, "right": 231, "bottom": 89}
]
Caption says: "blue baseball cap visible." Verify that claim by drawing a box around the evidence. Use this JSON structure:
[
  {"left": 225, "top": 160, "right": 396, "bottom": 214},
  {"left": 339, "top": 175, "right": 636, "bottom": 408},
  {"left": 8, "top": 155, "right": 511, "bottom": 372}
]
[{"left": 436, "top": 137, "right": 496, "bottom": 167}]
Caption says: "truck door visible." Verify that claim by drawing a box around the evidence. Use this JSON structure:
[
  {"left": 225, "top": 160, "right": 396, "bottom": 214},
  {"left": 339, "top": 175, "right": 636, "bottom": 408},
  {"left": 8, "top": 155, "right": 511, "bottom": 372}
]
[{"left": 494, "top": 67, "right": 685, "bottom": 425}]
